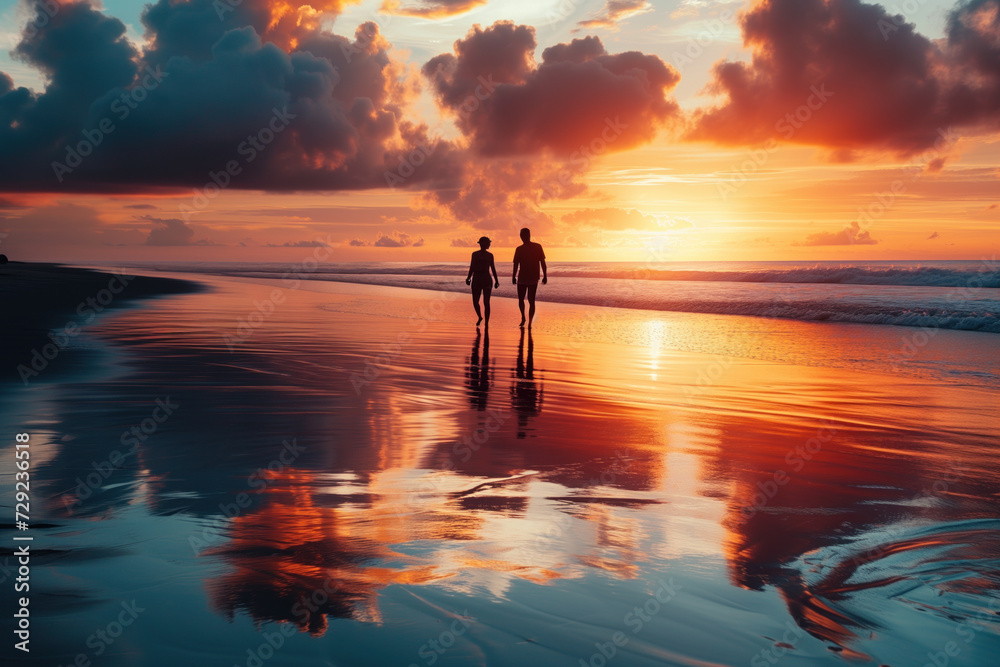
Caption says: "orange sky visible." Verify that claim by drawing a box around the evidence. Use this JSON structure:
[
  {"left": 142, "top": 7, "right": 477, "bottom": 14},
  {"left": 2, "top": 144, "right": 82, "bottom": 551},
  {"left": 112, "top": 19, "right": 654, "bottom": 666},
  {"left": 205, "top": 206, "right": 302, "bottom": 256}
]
[{"left": 0, "top": 0, "right": 997, "bottom": 262}]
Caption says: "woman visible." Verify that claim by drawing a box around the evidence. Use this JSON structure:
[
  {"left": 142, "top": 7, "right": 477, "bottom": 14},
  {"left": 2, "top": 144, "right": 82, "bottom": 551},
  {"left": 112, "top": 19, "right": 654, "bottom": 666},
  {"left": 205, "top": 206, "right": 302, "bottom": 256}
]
[{"left": 465, "top": 236, "right": 499, "bottom": 327}]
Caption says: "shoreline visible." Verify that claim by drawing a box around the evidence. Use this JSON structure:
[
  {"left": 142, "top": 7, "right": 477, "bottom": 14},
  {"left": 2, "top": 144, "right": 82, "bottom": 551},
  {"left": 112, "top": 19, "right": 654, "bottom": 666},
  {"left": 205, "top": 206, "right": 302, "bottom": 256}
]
[
  {"left": 0, "top": 262, "right": 200, "bottom": 385},
  {"left": 103, "top": 268, "right": 1000, "bottom": 391}
]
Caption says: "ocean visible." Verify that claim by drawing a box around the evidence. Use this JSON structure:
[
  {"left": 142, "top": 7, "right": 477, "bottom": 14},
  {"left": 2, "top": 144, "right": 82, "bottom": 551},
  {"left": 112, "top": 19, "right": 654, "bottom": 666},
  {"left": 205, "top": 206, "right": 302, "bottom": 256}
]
[{"left": 135, "top": 259, "right": 1000, "bottom": 333}]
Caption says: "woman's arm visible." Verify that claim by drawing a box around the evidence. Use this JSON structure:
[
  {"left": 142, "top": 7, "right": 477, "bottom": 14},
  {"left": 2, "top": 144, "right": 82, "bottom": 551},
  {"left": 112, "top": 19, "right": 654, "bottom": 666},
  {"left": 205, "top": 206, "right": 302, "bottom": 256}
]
[{"left": 490, "top": 255, "right": 499, "bottom": 286}]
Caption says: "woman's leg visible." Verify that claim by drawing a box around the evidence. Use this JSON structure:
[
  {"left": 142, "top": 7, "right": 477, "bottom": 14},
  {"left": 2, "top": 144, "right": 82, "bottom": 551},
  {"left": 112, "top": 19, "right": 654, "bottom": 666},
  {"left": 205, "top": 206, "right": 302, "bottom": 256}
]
[
  {"left": 472, "top": 283, "right": 483, "bottom": 324},
  {"left": 482, "top": 284, "right": 493, "bottom": 324}
]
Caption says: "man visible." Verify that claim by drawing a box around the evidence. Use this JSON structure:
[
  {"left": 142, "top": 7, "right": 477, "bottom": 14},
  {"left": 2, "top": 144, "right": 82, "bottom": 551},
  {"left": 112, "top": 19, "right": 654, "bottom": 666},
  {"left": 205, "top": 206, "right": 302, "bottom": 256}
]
[{"left": 511, "top": 227, "right": 547, "bottom": 328}]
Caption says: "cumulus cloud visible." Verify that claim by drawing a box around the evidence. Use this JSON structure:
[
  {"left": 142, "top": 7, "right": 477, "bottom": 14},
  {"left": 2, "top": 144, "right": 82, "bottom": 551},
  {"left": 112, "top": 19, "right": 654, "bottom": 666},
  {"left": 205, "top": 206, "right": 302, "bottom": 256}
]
[
  {"left": 380, "top": 0, "right": 486, "bottom": 18},
  {"left": 0, "top": 6, "right": 689, "bottom": 237},
  {"left": 418, "top": 23, "right": 681, "bottom": 229},
  {"left": 144, "top": 217, "right": 198, "bottom": 245},
  {"left": 690, "top": 0, "right": 1000, "bottom": 156},
  {"left": 266, "top": 240, "right": 333, "bottom": 247},
  {"left": 0, "top": 3, "right": 452, "bottom": 193},
  {"left": 578, "top": 1, "right": 653, "bottom": 29},
  {"left": 795, "top": 221, "right": 877, "bottom": 246},
  {"left": 350, "top": 231, "right": 425, "bottom": 247},
  {"left": 450, "top": 237, "right": 478, "bottom": 247},
  {"left": 424, "top": 25, "right": 681, "bottom": 157}
]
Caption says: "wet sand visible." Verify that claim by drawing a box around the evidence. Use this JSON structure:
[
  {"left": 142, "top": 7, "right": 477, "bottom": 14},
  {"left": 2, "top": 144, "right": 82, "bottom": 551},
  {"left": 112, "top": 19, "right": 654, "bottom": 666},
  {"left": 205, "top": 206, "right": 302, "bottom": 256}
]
[{"left": 1, "top": 271, "right": 998, "bottom": 666}]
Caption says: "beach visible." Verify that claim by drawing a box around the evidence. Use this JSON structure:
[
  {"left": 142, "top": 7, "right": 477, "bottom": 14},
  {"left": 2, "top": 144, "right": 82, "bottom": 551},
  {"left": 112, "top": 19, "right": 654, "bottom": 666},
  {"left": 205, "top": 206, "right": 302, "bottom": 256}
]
[{"left": 2, "top": 266, "right": 999, "bottom": 666}]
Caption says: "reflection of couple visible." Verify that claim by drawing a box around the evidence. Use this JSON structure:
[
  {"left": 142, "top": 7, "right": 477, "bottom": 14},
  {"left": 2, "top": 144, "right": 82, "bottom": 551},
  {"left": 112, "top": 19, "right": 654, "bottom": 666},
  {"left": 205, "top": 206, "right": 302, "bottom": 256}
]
[
  {"left": 467, "top": 326, "right": 542, "bottom": 437},
  {"left": 465, "top": 227, "right": 547, "bottom": 328}
]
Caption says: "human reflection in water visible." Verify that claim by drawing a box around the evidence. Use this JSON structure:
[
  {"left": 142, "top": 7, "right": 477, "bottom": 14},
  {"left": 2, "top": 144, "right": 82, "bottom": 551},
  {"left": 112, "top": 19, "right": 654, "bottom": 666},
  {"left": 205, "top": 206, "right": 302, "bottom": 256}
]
[
  {"left": 510, "top": 328, "right": 543, "bottom": 438},
  {"left": 466, "top": 328, "right": 492, "bottom": 410}
]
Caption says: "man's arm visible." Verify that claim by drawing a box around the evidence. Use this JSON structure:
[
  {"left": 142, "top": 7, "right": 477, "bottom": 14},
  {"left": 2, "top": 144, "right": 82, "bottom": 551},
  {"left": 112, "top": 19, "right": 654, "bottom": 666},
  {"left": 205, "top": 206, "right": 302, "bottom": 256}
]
[
  {"left": 540, "top": 253, "right": 547, "bottom": 285},
  {"left": 466, "top": 253, "right": 474, "bottom": 284},
  {"left": 512, "top": 248, "right": 520, "bottom": 284}
]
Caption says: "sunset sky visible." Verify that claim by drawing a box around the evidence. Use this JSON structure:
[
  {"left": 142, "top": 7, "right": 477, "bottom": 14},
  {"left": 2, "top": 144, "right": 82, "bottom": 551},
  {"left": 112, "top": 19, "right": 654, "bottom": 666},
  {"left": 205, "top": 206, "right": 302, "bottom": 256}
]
[{"left": 0, "top": 0, "right": 997, "bottom": 262}]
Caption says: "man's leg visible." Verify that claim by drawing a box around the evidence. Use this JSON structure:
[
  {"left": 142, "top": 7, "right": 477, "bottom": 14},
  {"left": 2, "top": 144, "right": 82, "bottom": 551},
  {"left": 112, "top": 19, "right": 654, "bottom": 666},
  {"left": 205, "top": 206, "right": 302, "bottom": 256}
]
[
  {"left": 526, "top": 284, "right": 538, "bottom": 327},
  {"left": 517, "top": 284, "right": 528, "bottom": 326}
]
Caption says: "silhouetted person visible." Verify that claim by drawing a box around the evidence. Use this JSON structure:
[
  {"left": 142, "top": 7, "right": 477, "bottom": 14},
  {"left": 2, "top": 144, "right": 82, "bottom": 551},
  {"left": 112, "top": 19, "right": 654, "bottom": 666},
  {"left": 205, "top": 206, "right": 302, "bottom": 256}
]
[
  {"left": 466, "top": 329, "right": 491, "bottom": 411},
  {"left": 512, "top": 228, "right": 546, "bottom": 328},
  {"left": 466, "top": 236, "right": 499, "bottom": 327},
  {"left": 510, "top": 329, "right": 542, "bottom": 438}
]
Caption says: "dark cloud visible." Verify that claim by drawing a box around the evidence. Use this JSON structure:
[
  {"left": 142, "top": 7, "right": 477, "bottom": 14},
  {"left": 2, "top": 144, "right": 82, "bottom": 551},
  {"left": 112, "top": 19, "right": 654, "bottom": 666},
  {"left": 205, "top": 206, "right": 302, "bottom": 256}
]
[
  {"left": 925, "top": 157, "right": 948, "bottom": 173},
  {"left": 266, "top": 240, "right": 333, "bottom": 247},
  {"left": 144, "top": 217, "right": 198, "bottom": 245},
  {"left": 690, "top": 0, "right": 1000, "bottom": 156},
  {"left": 123, "top": 204, "right": 158, "bottom": 210},
  {"left": 141, "top": 0, "right": 360, "bottom": 63},
  {"left": 351, "top": 231, "right": 425, "bottom": 247},
  {"left": 380, "top": 0, "right": 487, "bottom": 18},
  {"left": 424, "top": 25, "right": 681, "bottom": 157},
  {"left": 0, "top": 3, "right": 455, "bottom": 194},
  {"left": 0, "top": 197, "right": 26, "bottom": 209},
  {"left": 928, "top": 231, "right": 940, "bottom": 239},
  {"left": 0, "top": 6, "right": 687, "bottom": 234},
  {"left": 795, "top": 221, "right": 877, "bottom": 246},
  {"left": 419, "top": 23, "right": 681, "bottom": 228},
  {"left": 578, "top": 0, "right": 653, "bottom": 29}
]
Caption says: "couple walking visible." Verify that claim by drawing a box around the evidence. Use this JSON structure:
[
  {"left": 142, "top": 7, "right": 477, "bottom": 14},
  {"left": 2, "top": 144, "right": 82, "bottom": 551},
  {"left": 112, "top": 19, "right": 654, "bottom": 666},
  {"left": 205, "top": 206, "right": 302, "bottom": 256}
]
[{"left": 465, "top": 228, "right": 547, "bottom": 328}]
